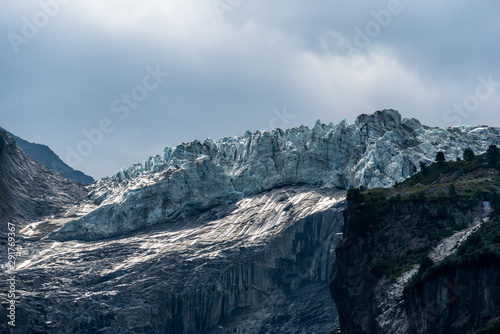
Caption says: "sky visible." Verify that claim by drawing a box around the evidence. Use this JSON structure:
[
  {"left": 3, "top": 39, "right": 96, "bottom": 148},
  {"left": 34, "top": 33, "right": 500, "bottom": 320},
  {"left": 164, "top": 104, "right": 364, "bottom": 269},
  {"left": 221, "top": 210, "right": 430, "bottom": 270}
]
[{"left": 1, "top": 0, "right": 499, "bottom": 179}]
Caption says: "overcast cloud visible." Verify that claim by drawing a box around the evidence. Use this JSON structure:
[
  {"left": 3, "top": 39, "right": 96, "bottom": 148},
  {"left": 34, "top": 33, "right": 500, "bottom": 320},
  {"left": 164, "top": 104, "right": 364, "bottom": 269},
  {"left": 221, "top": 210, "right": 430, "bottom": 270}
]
[{"left": 1, "top": 0, "right": 499, "bottom": 179}]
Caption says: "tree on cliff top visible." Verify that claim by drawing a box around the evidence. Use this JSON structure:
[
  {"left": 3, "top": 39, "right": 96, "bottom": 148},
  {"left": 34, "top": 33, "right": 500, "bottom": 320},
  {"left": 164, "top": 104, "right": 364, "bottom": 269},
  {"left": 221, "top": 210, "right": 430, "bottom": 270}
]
[
  {"left": 487, "top": 144, "right": 499, "bottom": 166},
  {"left": 435, "top": 151, "right": 445, "bottom": 164}
]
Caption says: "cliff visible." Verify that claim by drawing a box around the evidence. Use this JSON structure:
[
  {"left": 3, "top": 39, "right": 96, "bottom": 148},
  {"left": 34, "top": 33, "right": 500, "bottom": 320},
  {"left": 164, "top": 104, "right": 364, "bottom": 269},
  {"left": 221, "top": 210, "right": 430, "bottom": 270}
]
[
  {"left": 331, "top": 151, "right": 500, "bottom": 333},
  {"left": 0, "top": 127, "right": 94, "bottom": 184},
  {"left": 0, "top": 129, "right": 86, "bottom": 223}
]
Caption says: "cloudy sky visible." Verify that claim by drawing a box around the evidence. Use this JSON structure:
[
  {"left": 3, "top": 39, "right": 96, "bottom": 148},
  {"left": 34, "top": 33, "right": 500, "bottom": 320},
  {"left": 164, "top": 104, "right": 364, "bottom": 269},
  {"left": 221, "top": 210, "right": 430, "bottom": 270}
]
[{"left": 1, "top": 1, "right": 499, "bottom": 179}]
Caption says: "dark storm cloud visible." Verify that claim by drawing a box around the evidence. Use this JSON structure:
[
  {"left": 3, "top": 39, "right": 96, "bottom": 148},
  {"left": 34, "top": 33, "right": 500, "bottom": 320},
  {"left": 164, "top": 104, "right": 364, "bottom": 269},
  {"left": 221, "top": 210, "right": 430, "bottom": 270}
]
[{"left": 1, "top": 0, "right": 498, "bottom": 178}]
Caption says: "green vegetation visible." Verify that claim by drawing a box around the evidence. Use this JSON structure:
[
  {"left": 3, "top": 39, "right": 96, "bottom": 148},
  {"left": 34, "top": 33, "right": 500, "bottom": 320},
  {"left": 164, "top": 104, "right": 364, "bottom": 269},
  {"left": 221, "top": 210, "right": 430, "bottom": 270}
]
[
  {"left": 448, "top": 183, "right": 457, "bottom": 196},
  {"left": 371, "top": 259, "right": 393, "bottom": 278},
  {"left": 479, "top": 316, "right": 500, "bottom": 333},
  {"left": 419, "top": 161, "right": 428, "bottom": 176},
  {"left": 492, "top": 191, "right": 500, "bottom": 213},
  {"left": 346, "top": 187, "right": 362, "bottom": 201},
  {"left": 357, "top": 149, "right": 500, "bottom": 330},
  {"left": 411, "top": 162, "right": 417, "bottom": 175},
  {"left": 487, "top": 144, "right": 500, "bottom": 166},
  {"left": 418, "top": 218, "right": 500, "bottom": 281},
  {"left": 401, "top": 151, "right": 499, "bottom": 188},
  {"left": 418, "top": 255, "right": 434, "bottom": 275},
  {"left": 436, "top": 205, "right": 448, "bottom": 219},
  {"left": 347, "top": 186, "right": 484, "bottom": 278},
  {"left": 406, "top": 208, "right": 500, "bottom": 290}
]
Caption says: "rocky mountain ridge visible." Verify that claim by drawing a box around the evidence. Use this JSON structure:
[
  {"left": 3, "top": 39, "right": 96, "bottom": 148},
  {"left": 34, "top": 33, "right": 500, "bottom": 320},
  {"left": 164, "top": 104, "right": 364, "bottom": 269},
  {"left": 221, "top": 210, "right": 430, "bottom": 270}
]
[
  {"left": 0, "top": 129, "right": 86, "bottom": 224},
  {"left": 49, "top": 109, "right": 500, "bottom": 241},
  {"left": 0, "top": 127, "right": 94, "bottom": 184},
  {"left": 2, "top": 110, "right": 500, "bottom": 333}
]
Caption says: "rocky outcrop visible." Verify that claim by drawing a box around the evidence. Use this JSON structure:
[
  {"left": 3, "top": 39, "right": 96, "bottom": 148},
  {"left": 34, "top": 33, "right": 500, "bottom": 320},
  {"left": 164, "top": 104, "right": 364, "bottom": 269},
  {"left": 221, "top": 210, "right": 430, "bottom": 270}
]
[
  {"left": 2, "top": 186, "right": 345, "bottom": 333},
  {"left": 330, "top": 156, "right": 500, "bottom": 333},
  {"left": 0, "top": 127, "right": 94, "bottom": 184},
  {"left": 50, "top": 110, "right": 500, "bottom": 241},
  {"left": 404, "top": 264, "right": 500, "bottom": 334},
  {"left": 0, "top": 129, "right": 86, "bottom": 223},
  {"left": 333, "top": 199, "right": 491, "bottom": 333}
]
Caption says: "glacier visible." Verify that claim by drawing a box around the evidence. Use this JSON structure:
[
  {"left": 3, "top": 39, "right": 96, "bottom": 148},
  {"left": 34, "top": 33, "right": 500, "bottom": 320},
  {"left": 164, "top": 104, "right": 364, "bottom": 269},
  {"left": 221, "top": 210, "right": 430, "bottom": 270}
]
[
  {"left": 4, "top": 109, "right": 500, "bottom": 333},
  {"left": 49, "top": 109, "right": 500, "bottom": 241}
]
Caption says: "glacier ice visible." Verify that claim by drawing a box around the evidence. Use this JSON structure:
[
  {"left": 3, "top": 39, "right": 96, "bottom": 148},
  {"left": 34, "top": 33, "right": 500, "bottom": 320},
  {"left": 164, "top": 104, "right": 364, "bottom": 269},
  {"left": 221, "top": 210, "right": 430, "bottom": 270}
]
[{"left": 49, "top": 109, "right": 500, "bottom": 241}]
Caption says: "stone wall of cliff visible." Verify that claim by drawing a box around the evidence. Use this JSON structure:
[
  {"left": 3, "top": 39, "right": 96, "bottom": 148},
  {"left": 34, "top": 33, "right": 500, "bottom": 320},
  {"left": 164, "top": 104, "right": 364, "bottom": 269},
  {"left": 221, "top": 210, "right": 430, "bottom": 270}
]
[{"left": 330, "top": 155, "right": 500, "bottom": 333}]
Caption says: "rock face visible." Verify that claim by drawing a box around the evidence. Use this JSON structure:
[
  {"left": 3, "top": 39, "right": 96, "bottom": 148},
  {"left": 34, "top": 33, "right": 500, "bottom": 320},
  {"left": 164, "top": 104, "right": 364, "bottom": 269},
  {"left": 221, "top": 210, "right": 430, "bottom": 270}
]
[
  {"left": 2, "top": 186, "right": 345, "bottom": 334},
  {"left": 332, "top": 201, "right": 487, "bottom": 333},
  {"left": 49, "top": 110, "right": 500, "bottom": 241},
  {"left": 404, "top": 264, "right": 500, "bottom": 334},
  {"left": 0, "top": 127, "right": 94, "bottom": 184},
  {"left": 0, "top": 129, "right": 86, "bottom": 224},
  {"left": 330, "top": 155, "right": 500, "bottom": 333}
]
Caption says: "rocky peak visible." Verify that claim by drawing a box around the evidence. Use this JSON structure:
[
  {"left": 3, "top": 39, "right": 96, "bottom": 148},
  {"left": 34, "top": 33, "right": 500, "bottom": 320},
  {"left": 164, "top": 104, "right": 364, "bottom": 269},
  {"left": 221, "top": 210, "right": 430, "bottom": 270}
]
[{"left": 354, "top": 109, "right": 403, "bottom": 136}]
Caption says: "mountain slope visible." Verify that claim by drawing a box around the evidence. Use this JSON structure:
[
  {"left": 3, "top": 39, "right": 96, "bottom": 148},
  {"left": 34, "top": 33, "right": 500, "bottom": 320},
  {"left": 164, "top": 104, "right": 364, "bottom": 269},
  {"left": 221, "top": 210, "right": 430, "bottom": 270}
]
[
  {"left": 2, "top": 186, "right": 345, "bottom": 333},
  {"left": 331, "top": 151, "right": 500, "bottom": 333},
  {"left": 0, "top": 127, "right": 94, "bottom": 184},
  {"left": 0, "top": 129, "right": 86, "bottom": 223},
  {"left": 0, "top": 129, "right": 87, "bottom": 277}
]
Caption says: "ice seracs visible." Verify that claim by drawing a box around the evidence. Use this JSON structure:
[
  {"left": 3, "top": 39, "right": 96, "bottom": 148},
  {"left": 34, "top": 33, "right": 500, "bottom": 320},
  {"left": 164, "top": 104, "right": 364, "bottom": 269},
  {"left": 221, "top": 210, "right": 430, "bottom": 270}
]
[{"left": 49, "top": 109, "right": 500, "bottom": 241}]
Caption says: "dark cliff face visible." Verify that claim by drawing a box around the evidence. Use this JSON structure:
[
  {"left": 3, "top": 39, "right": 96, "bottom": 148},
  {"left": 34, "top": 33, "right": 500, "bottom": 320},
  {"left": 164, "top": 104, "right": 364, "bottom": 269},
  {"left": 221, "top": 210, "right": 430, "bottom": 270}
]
[
  {"left": 330, "top": 196, "right": 381, "bottom": 334},
  {"left": 330, "top": 153, "right": 500, "bottom": 333},
  {"left": 404, "top": 264, "right": 500, "bottom": 334},
  {"left": 0, "top": 130, "right": 86, "bottom": 222},
  {"left": 403, "top": 216, "right": 500, "bottom": 334}
]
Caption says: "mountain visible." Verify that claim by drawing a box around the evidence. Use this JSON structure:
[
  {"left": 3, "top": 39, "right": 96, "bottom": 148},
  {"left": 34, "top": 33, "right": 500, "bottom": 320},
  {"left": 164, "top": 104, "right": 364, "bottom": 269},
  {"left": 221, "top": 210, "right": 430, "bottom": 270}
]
[
  {"left": 331, "top": 151, "right": 500, "bottom": 333},
  {"left": 2, "top": 109, "right": 500, "bottom": 333},
  {"left": 0, "top": 129, "right": 86, "bottom": 223},
  {"left": 4, "top": 186, "right": 346, "bottom": 333},
  {"left": 0, "top": 129, "right": 86, "bottom": 280},
  {"left": 0, "top": 127, "right": 94, "bottom": 184},
  {"left": 50, "top": 109, "right": 500, "bottom": 241}
]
